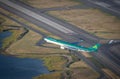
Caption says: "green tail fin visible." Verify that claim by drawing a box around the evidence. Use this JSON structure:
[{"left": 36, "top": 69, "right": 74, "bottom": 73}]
[
  {"left": 88, "top": 44, "right": 100, "bottom": 52},
  {"left": 91, "top": 43, "right": 101, "bottom": 50}
]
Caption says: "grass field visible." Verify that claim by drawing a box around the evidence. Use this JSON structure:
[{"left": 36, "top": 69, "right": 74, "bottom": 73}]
[
  {"left": 2, "top": 28, "right": 24, "bottom": 49},
  {"left": 34, "top": 72, "right": 62, "bottom": 79},
  {"left": 0, "top": 17, "right": 5, "bottom": 24},
  {"left": 70, "top": 60, "right": 99, "bottom": 79},
  {"left": 0, "top": 14, "right": 24, "bottom": 50},
  {"left": 20, "top": 0, "right": 80, "bottom": 8},
  {"left": 6, "top": 30, "right": 68, "bottom": 54},
  {"left": 0, "top": 14, "right": 19, "bottom": 26},
  {"left": 49, "top": 9, "right": 120, "bottom": 39},
  {"left": 70, "top": 61, "right": 89, "bottom": 68},
  {"left": 102, "top": 69, "right": 120, "bottom": 79},
  {"left": 70, "top": 68, "right": 99, "bottom": 79},
  {"left": 41, "top": 56, "right": 66, "bottom": 71}
]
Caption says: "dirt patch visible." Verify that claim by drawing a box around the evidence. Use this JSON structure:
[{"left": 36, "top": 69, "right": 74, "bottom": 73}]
[
  {"left": 81, "top": 52, "right": 92, "bottom": 58},
  {"left": 70, "top": 61, "right": 89, "bottom": 68},
  {"left": 70, "top": 68, "right": 99, "bottom": 79},
  {"left": 49, "top": 9, "right": 120, "bottom": 39}
]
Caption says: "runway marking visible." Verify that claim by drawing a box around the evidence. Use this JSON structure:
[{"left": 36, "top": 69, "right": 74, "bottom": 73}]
[{"left": 0, "top": 0, "right": 75, "bottom": 34}]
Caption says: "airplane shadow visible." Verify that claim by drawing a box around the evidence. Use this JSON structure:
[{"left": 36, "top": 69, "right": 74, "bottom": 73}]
[
  {"left": 41, "top": 45, "right": 60, "bottom": 49},
  {"left": 36, "top": 37, "right": 60, "bottom": 49}
]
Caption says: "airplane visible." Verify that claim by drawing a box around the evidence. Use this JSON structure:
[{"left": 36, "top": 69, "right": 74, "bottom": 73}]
[{"left": 44, "top": 37, "right": 100, "bottom": 53}]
